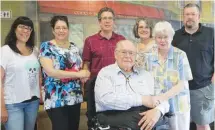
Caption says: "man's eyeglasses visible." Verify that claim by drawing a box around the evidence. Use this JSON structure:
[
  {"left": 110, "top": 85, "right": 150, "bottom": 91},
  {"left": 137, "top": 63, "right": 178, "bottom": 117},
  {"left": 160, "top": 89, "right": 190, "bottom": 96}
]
[
  {"left": 116, "top": 50, "right": 137, "bottom": 56},
  {"left": 18, "top": 25, "right": 32, "bottom": 32},
  {"left": 100, "top": 17, "right": 114, "bottom": 21}
]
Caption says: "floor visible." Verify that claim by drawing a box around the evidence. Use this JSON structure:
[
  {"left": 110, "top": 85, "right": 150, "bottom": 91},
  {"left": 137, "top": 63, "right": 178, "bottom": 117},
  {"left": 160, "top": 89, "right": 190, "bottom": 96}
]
[
  {"left": 79, "top": 109, "right": 88, "bottom": 130},
  {"left": 78, "top": 111, "right": 214, "bottom": 130},
  {"left": 1, "top": 109, "right": 214, "bottom": 130}
]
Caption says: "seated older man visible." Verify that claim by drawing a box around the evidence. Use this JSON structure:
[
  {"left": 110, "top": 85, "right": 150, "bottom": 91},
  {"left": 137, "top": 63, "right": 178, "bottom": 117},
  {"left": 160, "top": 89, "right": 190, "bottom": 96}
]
[{"left": 94, "top": 40, "right": 170, "bottom": 130}]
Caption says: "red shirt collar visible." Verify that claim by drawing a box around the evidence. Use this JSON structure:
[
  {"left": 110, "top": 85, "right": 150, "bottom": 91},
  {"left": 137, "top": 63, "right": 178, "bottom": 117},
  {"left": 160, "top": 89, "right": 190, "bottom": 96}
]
[{"left": 97, "top": 31, "right": 117, "bottom": 40}]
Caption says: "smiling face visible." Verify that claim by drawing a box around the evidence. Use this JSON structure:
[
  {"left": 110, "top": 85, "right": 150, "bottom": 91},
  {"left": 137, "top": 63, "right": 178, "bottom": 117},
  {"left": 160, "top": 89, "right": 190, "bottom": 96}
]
[
  {"left": 155, "top": 32, "right": 171, "bottom": 51},
  {"left": 153, "top": 21, "right": 174, "bottom": 51},
  {"left": 183, "top": 6, "right": 200, "bottom": 29},
  {"left": 15, "top": 24, "right": 32, "bottom": 43},
  {"left": 137, "top": 20, "right": 151, "bottom": 40},
  {"left": 115, "top": 40, "right": 137, "bottom": 72},
  {"left": 99, "top": 11, "right": 114, "bottom": 33},
  {"left": 52, "top": 20, "right": 69, "bottom": 41}
]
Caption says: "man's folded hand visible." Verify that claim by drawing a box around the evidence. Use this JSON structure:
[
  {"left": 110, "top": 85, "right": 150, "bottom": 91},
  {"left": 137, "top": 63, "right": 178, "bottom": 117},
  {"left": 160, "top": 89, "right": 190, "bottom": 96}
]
[{"left": 138, "top": 108, "right": 161, "bottom": 130}]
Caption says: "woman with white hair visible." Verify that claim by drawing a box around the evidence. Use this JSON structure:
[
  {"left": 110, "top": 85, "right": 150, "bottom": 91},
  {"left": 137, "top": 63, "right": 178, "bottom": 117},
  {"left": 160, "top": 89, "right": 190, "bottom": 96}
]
[{"left": 144, "top": 21, "right": 193, "bottom": 130}]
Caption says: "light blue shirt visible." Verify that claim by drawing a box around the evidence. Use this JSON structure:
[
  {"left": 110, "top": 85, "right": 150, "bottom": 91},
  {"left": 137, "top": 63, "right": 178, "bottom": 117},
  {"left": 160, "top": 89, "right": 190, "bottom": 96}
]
[
  {"left": 95, "top": 63, "right": 169, "bottom": 115},
  {"left": 146, "top": 46, "right": 192, "bottom": 113}
]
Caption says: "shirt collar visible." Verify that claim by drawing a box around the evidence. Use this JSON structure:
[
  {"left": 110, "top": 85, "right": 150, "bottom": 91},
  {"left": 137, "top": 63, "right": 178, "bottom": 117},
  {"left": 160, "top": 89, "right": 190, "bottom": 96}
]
[
  {"left": 113, "top": 62, "right": 139, "bottom": 75},
  {"left": 182, "top": 23, "right": 203, "bottom": 35},
  {"left": 167, "top": 45, "right": 174, "bottom": 60},
  {"left": 97, "top": 31, "right": 117, "bottom": 40},
  {"left": 153, "top": 45, "right": 174, "bottom": 62}
]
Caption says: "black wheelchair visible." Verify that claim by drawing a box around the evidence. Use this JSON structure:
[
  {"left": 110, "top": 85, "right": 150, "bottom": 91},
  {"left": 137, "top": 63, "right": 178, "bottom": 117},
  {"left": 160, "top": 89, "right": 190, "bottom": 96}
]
[{"left": 84, "top": 77, "right": 171, "bottom": 130}]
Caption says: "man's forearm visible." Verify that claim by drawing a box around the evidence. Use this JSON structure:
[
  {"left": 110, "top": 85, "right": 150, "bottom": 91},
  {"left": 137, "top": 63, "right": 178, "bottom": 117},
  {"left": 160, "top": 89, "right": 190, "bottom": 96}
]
[
  {"left": 96, "top": 92, "right": 143, "bottom": 111},
  {"left": 141, "top": 95, "right": 155, "bottom": 108}
]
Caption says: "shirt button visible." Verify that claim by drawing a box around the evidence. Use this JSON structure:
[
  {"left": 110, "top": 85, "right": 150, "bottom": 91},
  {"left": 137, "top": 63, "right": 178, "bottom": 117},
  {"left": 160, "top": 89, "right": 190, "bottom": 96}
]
[{"left": 190, "top": 39, "right": 192, "bottom": 42}]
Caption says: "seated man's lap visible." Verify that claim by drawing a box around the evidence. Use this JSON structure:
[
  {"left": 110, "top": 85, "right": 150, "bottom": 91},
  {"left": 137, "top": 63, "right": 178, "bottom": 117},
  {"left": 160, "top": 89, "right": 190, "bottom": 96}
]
[
  {"left": 97, "top": 110, "right": 140, "bottom": 130},
  {"left": 97, "top": 106, "right": 168, "bottom": 130}
]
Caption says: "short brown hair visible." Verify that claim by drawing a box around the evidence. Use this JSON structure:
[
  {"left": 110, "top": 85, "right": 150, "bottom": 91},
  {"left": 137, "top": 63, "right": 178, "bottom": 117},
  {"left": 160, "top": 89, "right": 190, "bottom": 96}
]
[
  {"left": 133, "top": 17, "right": 153, "bottom": 38},
  {"left": 183, "top": 3, "right": 200, "bottom": 13},
  {"left": 97, "top": 7, "right": 115, "bottom": 21}
]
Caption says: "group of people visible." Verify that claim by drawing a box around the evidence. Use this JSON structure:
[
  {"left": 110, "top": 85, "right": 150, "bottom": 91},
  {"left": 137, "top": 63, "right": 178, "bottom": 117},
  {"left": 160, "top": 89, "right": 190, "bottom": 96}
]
[{"left": 0, "top": 3, "right": 214, "bottom": 130}]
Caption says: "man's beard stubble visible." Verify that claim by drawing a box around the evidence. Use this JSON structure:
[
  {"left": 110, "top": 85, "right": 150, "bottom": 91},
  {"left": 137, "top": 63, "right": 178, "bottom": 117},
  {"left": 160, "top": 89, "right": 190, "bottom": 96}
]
[
  {"left": 186, "top": 23, "right": 193, "bottom": 29},
  {"left": 185, "top": 20, "right": 195, "bottom": 29}
]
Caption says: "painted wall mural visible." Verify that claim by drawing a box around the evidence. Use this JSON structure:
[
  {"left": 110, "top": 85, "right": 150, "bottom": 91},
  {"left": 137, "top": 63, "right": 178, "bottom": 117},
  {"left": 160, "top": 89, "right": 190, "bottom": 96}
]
[{"left": 1, "top": 1, "right": 214, "bottom": 47}]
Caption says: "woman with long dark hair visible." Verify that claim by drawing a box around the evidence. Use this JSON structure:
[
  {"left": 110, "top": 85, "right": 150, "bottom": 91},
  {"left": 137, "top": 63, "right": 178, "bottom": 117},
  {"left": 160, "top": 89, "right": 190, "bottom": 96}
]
[{"left": 0, "top": 16, "right": 40, "bottom": 130}]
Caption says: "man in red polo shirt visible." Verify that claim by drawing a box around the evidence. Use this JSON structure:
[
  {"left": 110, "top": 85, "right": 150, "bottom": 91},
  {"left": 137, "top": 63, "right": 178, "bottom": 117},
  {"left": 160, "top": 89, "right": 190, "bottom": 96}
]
[
  {"left": 82, "top": 7, "right": 125, "bottom": 130},
  {"left": 82, "top": 7, "right": 125, "bottom": 78}
]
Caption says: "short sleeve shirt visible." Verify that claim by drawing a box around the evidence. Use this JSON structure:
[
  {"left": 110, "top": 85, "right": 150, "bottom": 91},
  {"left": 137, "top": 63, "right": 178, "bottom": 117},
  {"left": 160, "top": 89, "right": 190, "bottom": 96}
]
[
  {"left": 0, "top": 45, "right": 40, "bottom": 104},
  {"left": 82, "top": 31, "right": 125, "bottom": 78},
  {"left": 39, "top": 41, "right": 83, "bottom": 110},
  {"left": 172, "top": 24, "right": 214, "bottom": 90},
  {"left": 146, "top": 46, "right": 193, "bottom": 113}
]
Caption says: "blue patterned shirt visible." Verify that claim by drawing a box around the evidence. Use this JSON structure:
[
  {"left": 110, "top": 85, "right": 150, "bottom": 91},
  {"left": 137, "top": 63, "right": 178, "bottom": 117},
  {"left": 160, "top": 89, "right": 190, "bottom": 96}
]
[{"left": 39, "top": 41, "right": 83, "bottom": 110}]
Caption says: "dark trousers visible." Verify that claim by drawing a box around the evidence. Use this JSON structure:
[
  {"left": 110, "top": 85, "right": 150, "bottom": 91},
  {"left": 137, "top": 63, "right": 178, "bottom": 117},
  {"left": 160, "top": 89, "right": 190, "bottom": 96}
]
[
  {"left": 46, "top": 104, "right": 81, "bottom": 130},
  {"left": 97, "top": 106, "right": 167, "bottom": 130},
  {"left": 84, "top": 77, "right": 97, "bottom": 127}
]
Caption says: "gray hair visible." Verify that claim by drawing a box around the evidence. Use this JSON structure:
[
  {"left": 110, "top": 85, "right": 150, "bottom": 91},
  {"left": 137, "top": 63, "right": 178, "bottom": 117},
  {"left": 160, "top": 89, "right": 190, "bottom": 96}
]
[{"left": 152, "top": 21, "right": 175, "bottom": 39}]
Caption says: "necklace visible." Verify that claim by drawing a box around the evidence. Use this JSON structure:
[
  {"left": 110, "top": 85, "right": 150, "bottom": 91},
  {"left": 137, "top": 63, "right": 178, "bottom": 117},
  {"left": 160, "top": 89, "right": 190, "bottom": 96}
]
[
  {"left": 138, "top": 39, "right": 153, "bottom": 52},
  {"left": 53, "top": 39, "right": 70, "bottom": 49},
  {"left": 57, "top": 42, "right": 67, "bottom": 45}
]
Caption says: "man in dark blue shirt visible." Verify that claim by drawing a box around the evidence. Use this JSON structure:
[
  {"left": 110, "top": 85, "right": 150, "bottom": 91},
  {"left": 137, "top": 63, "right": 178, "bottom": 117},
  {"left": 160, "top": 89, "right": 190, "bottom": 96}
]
[{"left": 172, "top": 3, "right": 214, "bottom": 130}]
